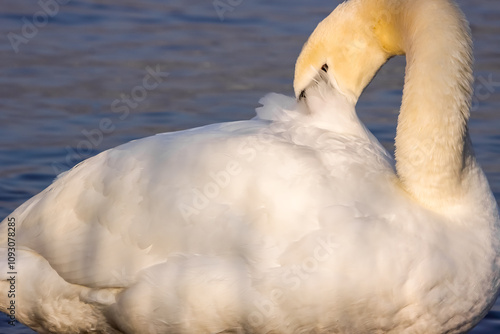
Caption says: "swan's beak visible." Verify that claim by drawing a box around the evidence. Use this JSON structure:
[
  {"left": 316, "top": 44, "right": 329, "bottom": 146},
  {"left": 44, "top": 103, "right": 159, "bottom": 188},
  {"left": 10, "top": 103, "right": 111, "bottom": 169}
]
[
  {"left": 297, "top": 64, "right": 332, "bottom": 102},
  {"left": 297, "top": 63, "right": 358, "bottom": 116}
]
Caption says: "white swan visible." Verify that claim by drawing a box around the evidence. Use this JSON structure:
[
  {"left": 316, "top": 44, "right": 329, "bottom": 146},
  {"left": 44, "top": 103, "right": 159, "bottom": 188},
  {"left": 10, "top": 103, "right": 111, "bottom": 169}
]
[{"left": 1, "top": 0, "right": 499, "bottom": 333}]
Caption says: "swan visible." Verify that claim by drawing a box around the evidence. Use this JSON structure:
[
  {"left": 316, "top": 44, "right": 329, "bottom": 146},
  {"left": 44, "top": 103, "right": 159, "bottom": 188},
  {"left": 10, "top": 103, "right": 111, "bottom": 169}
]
[{"left": 1, "top": 0, "right": 499, "bottom": 332}]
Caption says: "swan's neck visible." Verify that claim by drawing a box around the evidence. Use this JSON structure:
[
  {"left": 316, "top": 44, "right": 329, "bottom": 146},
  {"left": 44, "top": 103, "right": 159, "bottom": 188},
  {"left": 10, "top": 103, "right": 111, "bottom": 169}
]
[
  {"left": 390, "top": 0, "right": 474, "bottom": 208},
  {"left": 294, "top": 0, "right": 475, "bottom": 209}
]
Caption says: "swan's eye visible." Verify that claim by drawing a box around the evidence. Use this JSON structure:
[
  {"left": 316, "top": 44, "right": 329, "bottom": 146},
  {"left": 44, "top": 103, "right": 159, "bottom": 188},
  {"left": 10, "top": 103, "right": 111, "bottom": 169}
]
[{"left": 321, "top": 64, "right": 328, "bottom": 72}]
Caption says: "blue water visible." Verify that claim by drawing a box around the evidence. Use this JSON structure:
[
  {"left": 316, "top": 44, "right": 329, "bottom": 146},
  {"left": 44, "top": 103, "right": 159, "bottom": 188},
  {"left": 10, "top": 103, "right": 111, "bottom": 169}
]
[{"left": 0, "top": 0, "right": 499, "bottom": 332}]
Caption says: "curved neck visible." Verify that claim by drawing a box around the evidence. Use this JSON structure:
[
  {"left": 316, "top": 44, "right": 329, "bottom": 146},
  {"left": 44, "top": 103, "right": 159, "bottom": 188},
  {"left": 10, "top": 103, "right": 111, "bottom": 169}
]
[
  {"left": 388, "top": 0, "right": 474, "bottom": 208},
  {"left": 295, "top": 0, "right": 475, "bottom": 209}
]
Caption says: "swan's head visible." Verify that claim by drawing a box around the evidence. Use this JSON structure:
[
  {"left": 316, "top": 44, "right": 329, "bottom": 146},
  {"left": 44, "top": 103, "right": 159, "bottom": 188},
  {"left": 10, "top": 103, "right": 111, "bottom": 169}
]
[{"left": 294, "top": 0, "right": 404, "bottom": 102}]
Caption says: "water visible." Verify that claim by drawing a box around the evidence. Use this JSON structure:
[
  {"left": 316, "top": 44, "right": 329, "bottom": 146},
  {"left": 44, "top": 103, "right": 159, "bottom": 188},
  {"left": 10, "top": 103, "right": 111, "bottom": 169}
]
[{"left": 0, "top": 0, "right": 499, "bottom": 332}]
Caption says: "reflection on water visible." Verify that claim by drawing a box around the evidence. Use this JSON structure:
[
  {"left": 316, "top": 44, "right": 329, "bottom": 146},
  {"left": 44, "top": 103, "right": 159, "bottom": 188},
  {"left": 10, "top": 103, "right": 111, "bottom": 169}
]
[{"left": 0, "top": 0, "right": 499, "bottom": 332}]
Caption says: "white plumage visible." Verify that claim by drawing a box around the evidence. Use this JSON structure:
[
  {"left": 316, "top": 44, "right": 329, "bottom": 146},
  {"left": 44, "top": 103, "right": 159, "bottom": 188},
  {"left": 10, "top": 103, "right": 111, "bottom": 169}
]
[{"left": 1, "top": 0, "right": 499, "bottom": 333}]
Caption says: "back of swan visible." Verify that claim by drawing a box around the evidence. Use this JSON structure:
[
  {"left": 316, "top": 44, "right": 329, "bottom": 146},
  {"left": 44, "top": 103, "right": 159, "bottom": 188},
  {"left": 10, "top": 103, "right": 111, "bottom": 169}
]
[{"left": 0, "top": 0, "right": 498, "bottom": 333}]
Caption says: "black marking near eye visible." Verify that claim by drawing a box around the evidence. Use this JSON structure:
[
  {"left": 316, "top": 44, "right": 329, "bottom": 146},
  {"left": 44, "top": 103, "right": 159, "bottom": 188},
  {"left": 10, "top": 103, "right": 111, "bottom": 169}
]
[
  {"left": 299, "top": 90, "right": 306, "bottom": 100},
  {"left": 321, "top": 63, "right": 329, "bottom": 72}
]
